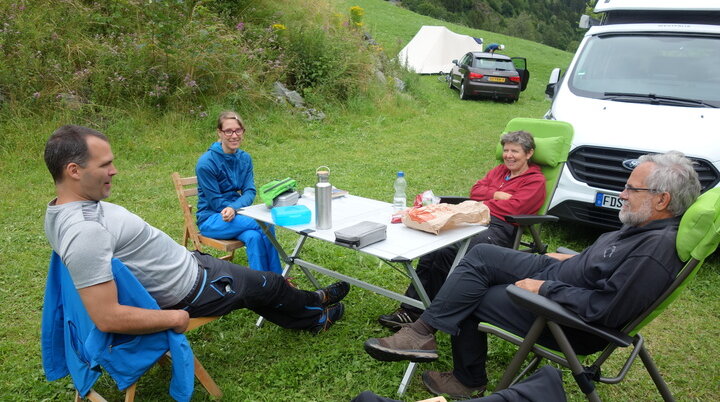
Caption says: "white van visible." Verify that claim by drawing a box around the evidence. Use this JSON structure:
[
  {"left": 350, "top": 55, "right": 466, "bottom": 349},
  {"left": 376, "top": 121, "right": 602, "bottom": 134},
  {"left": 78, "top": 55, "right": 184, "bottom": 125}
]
[{"left": 544, "top": 1, "right": 720, "bottom": 229}]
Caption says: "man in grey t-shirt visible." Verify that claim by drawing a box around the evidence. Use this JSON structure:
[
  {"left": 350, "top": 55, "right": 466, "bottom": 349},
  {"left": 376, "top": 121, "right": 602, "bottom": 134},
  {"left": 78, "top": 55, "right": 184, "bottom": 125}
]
[{"left": 43, "top": 125, "right": 349, "bottom": 335}]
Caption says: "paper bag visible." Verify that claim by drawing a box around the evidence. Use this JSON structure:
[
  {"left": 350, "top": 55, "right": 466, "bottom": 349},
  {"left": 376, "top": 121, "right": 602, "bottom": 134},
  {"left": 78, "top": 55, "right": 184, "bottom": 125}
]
[{"left": 402, "top": 201, "right": 490, "bottom": 235}]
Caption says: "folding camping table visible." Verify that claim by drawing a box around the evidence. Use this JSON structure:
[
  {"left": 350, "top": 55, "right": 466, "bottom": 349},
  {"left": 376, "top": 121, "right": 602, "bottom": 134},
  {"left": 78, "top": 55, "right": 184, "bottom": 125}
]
[{"left": 238, "top": 194, "right": 487, "bottom": 395}]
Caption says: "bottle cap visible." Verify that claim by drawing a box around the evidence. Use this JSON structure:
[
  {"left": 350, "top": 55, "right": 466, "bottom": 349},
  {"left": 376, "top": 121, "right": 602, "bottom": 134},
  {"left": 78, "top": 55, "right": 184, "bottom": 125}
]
[
  {"left": 316, "top": 166, "right": 330, "bottom": 179},
  {"left": 397, "top": 171, "right": 404, "bottom": 177}
]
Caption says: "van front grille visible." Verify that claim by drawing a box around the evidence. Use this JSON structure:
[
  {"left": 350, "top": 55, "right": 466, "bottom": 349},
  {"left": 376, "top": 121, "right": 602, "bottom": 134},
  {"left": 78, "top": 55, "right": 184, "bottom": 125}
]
[{"left": 566, "top": 146, "right": 720, "bottom": 192}]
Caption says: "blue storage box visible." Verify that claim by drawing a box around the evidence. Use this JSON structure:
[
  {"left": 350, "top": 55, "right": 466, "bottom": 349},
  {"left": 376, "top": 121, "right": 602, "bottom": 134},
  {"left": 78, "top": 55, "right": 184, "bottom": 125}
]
[{"left": 271, "top": 205, "right": 311, "bottom": 226}]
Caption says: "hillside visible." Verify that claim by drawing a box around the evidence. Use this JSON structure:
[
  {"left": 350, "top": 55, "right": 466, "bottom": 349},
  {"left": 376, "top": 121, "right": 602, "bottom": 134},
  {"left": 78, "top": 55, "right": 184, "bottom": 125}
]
[{"left": 395, "top": 0, "right": 589, "bottom": 51}]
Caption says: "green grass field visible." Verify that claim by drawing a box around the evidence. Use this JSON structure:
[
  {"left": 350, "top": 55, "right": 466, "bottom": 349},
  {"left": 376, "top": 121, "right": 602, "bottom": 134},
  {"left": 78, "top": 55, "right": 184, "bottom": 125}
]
[{"left": 0, "top": 0, "right": 718, "bottom": 400}]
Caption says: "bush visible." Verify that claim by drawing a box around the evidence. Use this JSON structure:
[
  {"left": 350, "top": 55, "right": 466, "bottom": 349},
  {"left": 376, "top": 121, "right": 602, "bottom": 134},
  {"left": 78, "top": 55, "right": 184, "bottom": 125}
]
[{"left": 0, "top": 0, "right": 384, "bottom": 116}]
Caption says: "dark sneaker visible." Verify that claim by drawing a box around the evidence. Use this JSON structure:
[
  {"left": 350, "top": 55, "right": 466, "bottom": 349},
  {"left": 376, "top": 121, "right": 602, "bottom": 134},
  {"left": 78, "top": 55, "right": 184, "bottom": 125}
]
[
  {"left": 310, "top": 303, "right": 345, "bottom": 335},
  {"left": 363, "top": 326, "right": 438, "bottom": 362},
  {"left": 316, "top": 281, "right": 350, "bottom": 306},
  {"left": 378, "top": 308, "right": 421, "bottom": 330},
  {"left": 422, "top": 370, "right": 486, "bottom": 399}
]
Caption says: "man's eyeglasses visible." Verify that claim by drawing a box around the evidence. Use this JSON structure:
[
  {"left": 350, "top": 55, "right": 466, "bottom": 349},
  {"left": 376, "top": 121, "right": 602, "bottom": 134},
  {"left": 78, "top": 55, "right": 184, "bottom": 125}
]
[
  {"left": 623, "top": 184, "right": 659, "bottom": 193},
  {"left": 221, "top": 128, "right": 244, "bottom": 137}
]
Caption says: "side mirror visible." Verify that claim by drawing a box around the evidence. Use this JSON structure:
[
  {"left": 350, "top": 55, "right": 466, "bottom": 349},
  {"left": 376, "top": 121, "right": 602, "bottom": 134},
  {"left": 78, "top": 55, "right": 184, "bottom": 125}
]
[
  {"left": 579, "top": 14, "right": 600, "bottom": 29},
  {"left": 579, "top": 15, "right": 591, "bottom": 29},
  {"left": 452, "top": 59, "right": 458, "bottom": 66},
  {"left": 545, "top": 68, "right": 561, "bottom": 99}
]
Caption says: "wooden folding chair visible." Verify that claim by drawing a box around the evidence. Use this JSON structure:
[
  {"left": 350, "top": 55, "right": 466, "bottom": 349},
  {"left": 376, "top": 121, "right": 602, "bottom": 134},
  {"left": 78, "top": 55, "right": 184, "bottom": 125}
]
[
  {"left": 171, "top": 172, "right": 244, "bottom": 261},
  {"left": 76, "top": 316, "right": 222, "bottom": 401}
]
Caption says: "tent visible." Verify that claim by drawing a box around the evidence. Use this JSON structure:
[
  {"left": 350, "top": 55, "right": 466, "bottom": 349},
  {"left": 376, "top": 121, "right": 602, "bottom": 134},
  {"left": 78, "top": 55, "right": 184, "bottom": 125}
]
[{"left": 398, "top": 26, "right": 483, "bottom": 74}]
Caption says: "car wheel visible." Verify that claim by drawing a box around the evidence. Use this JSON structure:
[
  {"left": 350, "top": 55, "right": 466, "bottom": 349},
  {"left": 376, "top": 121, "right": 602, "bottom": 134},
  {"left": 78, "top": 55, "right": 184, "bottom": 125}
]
[{"left": 459, "top": 81, "right": 468, "bottom": 100}]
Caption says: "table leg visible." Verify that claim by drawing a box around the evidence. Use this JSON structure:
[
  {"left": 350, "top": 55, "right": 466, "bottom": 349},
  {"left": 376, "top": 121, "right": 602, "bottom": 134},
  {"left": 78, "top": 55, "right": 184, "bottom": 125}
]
[
  {"left": 397, "top": 237, "right": 472, "bottom": 396},
  {"left": 404, "top": 261, "right": 431, "bottom": 307},
  {"left": 447, "top": 237, "right": 472, "bottom": 276},
  {"left": 398, "top": 362, "right": 418, "bottom": 396}
]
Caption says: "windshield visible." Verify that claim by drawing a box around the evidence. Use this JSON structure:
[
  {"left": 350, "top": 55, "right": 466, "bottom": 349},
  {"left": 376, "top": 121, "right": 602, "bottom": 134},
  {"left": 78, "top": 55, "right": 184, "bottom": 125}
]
[
  {"left": 474, "top": 58, "right": 515, "bottom": 71},
  {"left": 569, "top": 34, "right": 720, "bottom": 107}
]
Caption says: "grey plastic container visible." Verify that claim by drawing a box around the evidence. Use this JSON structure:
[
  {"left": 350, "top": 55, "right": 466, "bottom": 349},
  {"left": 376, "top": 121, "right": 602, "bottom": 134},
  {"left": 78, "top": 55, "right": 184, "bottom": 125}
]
[{"left": 334, "top": 221, "right": 387, "bottom": 249}]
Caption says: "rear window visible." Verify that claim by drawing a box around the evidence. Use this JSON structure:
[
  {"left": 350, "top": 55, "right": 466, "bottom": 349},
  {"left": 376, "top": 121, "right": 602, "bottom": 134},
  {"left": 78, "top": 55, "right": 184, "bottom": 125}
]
[
  {"left": 569, "top": 34, "right": 720, "bottom": 107},
  {"left": 473, "top": 58, "right": 515, "bottom": 71}
]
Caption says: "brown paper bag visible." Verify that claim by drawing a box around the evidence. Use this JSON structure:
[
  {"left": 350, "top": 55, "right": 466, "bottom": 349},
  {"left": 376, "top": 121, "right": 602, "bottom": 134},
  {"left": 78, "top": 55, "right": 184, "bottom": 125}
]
[{"left": 402, "top": 201, "right": 491, "bottom": 235}]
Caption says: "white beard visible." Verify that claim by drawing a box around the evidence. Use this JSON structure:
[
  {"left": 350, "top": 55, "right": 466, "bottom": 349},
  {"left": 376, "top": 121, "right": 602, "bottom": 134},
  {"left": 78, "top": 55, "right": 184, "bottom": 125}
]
[{"left": 619, "top": 197, "right": 653, "bottom": 226}]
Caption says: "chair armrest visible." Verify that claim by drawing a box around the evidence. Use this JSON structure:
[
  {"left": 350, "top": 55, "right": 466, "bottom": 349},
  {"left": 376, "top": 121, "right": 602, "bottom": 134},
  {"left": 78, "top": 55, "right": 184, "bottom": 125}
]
[
  {"left": 439, "top": 196, "right": 470, "bottom": 205},
  {"left": 556, "top": 247, "right": 579, "bottom": 255},
  {"left": 504, "top": 214, "right": 559, "bottom": 226},
  {"left": 505, "top": 285, "right": 632, "bottom": 347}
]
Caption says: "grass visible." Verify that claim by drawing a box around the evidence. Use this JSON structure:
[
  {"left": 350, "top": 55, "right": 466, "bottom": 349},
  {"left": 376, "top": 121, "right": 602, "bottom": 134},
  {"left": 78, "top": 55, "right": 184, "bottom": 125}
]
[{"left": 0, "top": 0, "right": 718, "bottom": 400}]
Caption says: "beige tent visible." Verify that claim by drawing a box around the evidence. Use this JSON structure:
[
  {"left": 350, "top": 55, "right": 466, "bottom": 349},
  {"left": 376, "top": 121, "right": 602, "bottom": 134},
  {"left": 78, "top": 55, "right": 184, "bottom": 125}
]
[{"left": 398, "top": 26, "right": 483, "bottom": 74}]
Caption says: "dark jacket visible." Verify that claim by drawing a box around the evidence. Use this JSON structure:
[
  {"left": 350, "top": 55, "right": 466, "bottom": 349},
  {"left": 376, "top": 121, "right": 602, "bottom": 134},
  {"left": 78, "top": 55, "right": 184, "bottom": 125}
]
[{"left": 538, "top": 217, "right": 683, "bottom": 329}]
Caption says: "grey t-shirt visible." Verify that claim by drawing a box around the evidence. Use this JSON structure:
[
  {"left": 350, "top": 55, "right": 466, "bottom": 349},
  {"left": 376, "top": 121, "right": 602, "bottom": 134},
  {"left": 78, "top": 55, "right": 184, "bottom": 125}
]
[{"left": 44, "top": 200, "right": 197, "bottom": 308}]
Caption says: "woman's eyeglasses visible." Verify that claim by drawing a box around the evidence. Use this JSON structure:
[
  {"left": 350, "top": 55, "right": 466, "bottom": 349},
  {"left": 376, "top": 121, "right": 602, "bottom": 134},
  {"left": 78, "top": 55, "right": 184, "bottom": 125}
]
[{"left": 221, "top": 128, "right": 245, "bottom": 137}]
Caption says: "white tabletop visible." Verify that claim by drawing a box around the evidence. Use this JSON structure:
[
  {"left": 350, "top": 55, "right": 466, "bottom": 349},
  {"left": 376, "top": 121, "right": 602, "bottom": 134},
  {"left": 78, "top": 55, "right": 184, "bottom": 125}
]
[{"left": 239, "top": 194, "right": 488, "bottom": 261}]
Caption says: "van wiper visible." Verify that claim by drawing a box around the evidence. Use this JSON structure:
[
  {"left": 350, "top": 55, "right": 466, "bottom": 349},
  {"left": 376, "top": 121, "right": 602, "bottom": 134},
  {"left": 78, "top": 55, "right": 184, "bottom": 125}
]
[{"left": 603, "top": 92, "right": 717, "bottom": 108}]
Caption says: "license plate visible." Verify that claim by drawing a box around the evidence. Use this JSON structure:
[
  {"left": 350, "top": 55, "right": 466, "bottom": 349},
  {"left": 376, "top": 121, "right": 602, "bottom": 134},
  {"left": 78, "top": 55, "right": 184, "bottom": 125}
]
[
  {"left": 595, "top": 192, "right": 623, "bottom": 210},
  {"left": 488, "top": 76, "right": 505, "bottom": 83}
]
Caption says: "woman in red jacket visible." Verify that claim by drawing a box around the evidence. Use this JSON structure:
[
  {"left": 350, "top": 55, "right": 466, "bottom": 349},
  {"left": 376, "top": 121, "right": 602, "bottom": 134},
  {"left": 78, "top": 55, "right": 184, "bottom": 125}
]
[{"left": 379, "top": 130, "right": 546, "bottom": 330}]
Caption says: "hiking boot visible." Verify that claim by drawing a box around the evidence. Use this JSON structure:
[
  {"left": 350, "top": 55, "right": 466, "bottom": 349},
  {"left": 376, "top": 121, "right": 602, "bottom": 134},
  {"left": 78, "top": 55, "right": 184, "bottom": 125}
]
[
  {"left": 316, "top": 281, "right": 350, "bottom": 306},
  {"left": 378, "top": 307, "right": 421, "bottom": 331},
  {"left": 310, "top": 303, "right": 345, "bottom": 335},
  {"left": 422, "top": 370, "right": 486, "bottom": 399},
  {"left": 363, "top": 326, "right": 438, "bottom": 362}
]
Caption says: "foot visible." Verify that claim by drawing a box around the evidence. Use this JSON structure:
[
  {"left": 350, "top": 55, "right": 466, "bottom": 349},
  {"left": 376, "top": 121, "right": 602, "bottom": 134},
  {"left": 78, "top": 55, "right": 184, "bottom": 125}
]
[
  {"left": 363, "top": 326, "right": 438, "bottom": 362},
  {"left": 316, "top": 281, "right": 350, "bottom": 306},
  {"left": 378, "top": 307, "right": 421, "bottom": 331},
  {"left": 422, "top": 371, "right": 486, "bottom": 399},
  {"left": 310, "top": 303, "right": 345, "bottom": 335}
]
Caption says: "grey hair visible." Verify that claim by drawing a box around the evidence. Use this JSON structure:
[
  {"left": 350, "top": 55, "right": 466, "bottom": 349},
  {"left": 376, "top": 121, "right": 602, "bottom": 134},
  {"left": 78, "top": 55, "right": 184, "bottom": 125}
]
[
  {"left": 639, "top": 151, "right": 701, "bottom": 216},
  {"left": 501, "top": 130, "right": 535, "bottom": 153}
]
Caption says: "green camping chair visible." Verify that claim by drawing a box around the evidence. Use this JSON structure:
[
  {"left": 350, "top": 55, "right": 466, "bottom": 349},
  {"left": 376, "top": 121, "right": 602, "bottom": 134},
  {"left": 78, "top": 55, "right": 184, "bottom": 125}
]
[
  {"left": 479, "top": 187, "right": 720, "bottom": 401},
  {"left": 442, "top": 117, "right": 574, "bottom": 253}
]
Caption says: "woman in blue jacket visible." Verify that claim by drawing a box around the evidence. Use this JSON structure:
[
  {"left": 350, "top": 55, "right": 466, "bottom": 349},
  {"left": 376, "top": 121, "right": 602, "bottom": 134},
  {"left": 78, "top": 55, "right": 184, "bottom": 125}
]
[{"left": 195, "top": 111, "right": 282, "bottom": 274}]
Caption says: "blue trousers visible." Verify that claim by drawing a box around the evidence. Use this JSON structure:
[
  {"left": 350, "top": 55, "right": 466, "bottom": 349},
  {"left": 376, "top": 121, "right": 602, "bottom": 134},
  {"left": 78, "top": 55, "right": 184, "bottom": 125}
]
[{"left": 199, "top": 213, "right": 282, "bottom": 274}]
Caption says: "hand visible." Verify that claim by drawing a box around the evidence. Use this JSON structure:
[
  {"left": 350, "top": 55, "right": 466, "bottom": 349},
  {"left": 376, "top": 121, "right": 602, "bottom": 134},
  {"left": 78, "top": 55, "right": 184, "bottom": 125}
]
[
  {"left": 171, "top": 309, "right": 190, "bottom": 333},
  {"left": 493, "top": 191, "right": 512, "bottom": 200},
  {"left": 515, "top": 278, "right": 544, "bottom": 294},
  {"left": 221, "top": 207, "right": 236, "bottom": 222},
  {"left": 546, "top": 252, "right": 575, "bottom": 261}
]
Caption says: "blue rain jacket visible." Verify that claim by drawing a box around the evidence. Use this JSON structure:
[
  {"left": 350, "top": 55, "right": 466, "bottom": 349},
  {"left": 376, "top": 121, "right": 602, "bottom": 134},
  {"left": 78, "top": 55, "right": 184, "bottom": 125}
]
[
  {"left": 196, "top": 141, "right": 256, "bottom": 226},
  {"left": 41, "top": 252, "right": 194, "bottom": 401}
]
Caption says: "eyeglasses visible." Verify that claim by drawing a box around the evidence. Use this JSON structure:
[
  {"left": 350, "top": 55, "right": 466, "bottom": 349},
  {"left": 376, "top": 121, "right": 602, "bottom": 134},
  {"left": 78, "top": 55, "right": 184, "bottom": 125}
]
[
  {"left": 221, "top": 128, "right": 244, "bottom": 137},
  {"left": 623, "top": 184, "right": 659, "bottom": 193}
]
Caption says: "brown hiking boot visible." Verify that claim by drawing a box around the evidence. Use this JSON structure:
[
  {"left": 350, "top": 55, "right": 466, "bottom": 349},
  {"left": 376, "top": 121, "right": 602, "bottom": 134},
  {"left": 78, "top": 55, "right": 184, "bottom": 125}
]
[
  {"left": 363, "top": 326, "right": 438, "bottom": 362},
  {"left": 422, "top": 371, "right": 486, "bottom": 399}
]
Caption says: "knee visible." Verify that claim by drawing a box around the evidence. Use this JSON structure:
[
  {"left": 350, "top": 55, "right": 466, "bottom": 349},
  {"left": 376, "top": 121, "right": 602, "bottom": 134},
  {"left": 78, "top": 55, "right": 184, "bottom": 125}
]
[{"left": 240, "top": 229, "right": 263, "bottom": 244}]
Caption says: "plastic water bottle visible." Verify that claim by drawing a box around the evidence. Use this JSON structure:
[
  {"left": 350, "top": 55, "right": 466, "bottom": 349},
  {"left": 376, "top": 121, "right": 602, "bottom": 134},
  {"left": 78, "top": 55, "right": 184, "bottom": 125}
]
[
  {"left": 393, "top": 171, "right": 407, "bottom": 212},
  {"left": 315, "top": 166, "right": 332, "bottom": 229}
]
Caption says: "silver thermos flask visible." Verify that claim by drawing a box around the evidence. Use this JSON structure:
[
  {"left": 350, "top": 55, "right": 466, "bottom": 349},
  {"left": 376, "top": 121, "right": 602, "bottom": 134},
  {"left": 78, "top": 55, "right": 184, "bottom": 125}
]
[{"left": 315, "top": 166, "right": 332, "bottom": 229}]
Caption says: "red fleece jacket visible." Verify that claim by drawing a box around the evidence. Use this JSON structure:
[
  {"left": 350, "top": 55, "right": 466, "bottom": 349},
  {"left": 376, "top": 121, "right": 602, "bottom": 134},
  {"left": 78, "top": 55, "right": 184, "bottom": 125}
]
[{"left": 469, "top": 163, "right": 546, "bottom": 222}]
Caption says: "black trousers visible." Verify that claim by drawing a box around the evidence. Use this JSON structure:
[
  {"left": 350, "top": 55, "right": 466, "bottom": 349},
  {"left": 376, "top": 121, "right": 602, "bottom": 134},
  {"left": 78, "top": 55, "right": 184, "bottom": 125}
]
[
  {"left": 182, "top": 251, "right": 323, "bottom": 330},
  {"left": 422, "top": 244, "right": 607, "bottom": 387},
  {"left": 351, "top": 365, "right": 566, "bottom": 402},
  {"left": 401, "top": 216, "right": 516, "bottom": 314}
]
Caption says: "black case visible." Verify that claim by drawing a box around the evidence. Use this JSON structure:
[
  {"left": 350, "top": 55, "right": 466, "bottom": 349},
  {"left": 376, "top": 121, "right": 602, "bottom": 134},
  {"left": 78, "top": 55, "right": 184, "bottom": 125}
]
[{"left": 334, "top": 221, "right": 387, "bottom": 249}]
